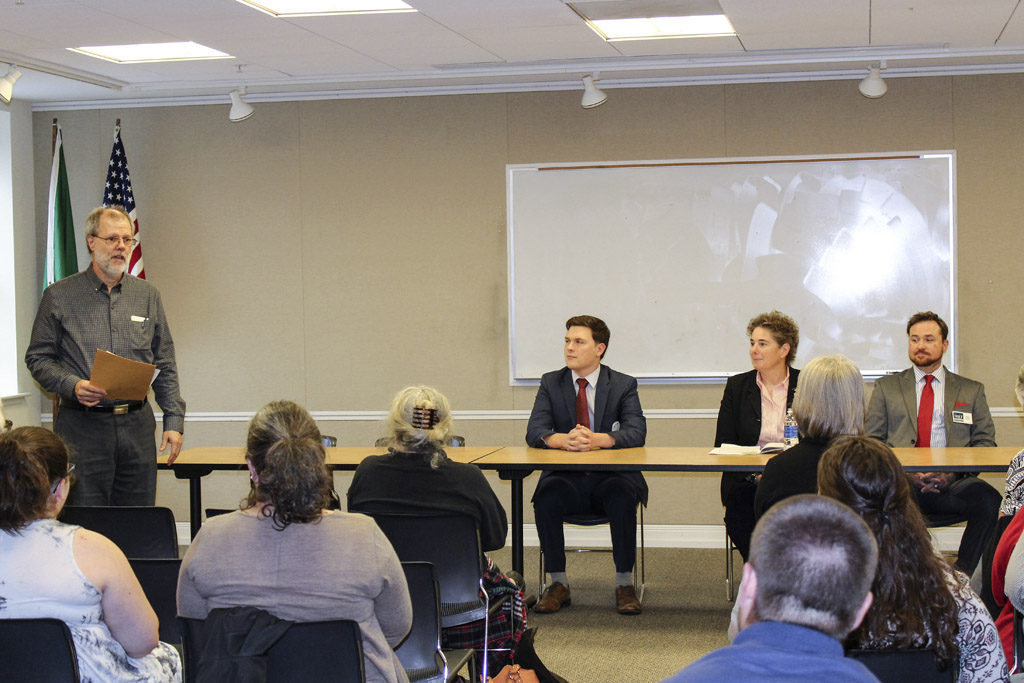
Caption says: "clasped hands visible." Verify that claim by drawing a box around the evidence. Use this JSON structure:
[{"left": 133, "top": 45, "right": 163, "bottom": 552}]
[
  {"left": 546, "top": 424, "right": 615, "bottom": 451},
  {"left": 909, "top": 471, "right": 956, "bottom": 494}
]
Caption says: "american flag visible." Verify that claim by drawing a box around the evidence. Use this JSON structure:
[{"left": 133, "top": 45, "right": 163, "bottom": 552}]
[{"left": 102, "top": 124, "right": 145, "bottom": 278}]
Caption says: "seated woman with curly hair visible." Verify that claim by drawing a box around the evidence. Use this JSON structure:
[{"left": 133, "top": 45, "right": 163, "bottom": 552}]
[
  {"left": 177, "top": 400, "right": 412, "bottom": 683},
  {"left": 818, "top": 435, "right": 1007, "bottom": 681}
]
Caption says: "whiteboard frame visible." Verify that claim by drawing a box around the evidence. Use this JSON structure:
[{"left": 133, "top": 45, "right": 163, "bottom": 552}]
[{"left": 507, "top": 152, "right": 957, "bottom": 385}]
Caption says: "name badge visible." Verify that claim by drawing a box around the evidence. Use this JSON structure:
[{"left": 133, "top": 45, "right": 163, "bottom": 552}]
[{"left": 951, "top": 411, "right": 973, "bottom": 425}]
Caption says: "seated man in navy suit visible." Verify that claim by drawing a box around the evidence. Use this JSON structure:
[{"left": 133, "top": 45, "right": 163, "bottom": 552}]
[{"left": 526, "top": 315, "right": 647, "bottom": 615}]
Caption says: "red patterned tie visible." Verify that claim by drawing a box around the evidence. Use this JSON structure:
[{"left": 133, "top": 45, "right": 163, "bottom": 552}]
[
  {"left": 576, "top": 378, "right": 590, "bottom": 429},
  {"left": 917, "top": 375, "right": 935, "bottom": 448}
]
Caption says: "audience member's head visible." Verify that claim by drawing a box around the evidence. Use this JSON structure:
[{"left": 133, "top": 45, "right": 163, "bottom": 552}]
[
  {"left": 740, "top": 494, "right": 877, "bottom": 640},
  {"left": 791, "top": 354, "right": 865, "bottom": 440},
  {"left": 746, "top": 310, "right": 800, "bottom": 366},
  {"left": 385, "top": 385, "right": 453, "bottom": 466},
  {"left": 818, "top": 435, "right": 959, "bottom": 663},
  {"left": 0, "top": 427, "right": 72, "bottom": 532},
  {"left": 245, "top": 400, "right": 331, "bottom": 529}
]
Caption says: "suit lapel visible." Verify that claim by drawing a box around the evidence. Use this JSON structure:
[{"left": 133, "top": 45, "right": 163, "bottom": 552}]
[
  {"left": 943, "top": 368, "right": 960, "bottom": 422},
  {"left": 743, "top": 373, "right": 762, "bottom": 422},
  {"left": 899, "top": 368, "right": 919, "bottom": 421},
  {"left": 559, "top": 369, "right": 577, "bottom": 426},
  {"left": 593, "top": 366, "right": 611, "bottom": 431}
]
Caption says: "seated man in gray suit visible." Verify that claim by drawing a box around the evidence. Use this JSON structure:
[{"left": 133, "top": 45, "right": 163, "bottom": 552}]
[
  {"left": 866, "top": 310, "right": 1000, "bottom": 574},
  {"left": 526, "top": 315, "right": 647, "bottom": 615}
]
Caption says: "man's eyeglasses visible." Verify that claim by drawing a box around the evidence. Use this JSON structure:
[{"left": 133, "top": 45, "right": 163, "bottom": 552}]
[
  {"left": 51, "top": 463, "right": 76, "bottom": 494},
  {"left": 93, "top": 235, "right": 138, "bottom": 248}
]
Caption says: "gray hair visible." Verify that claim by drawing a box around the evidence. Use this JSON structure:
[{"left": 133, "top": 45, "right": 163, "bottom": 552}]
[
  {"left": 750, "top": 494, "right": 878, "bottom": 639},
  {"left": 792, "top": 355, "right": 865, "bottom": 440},
  {"left": 385, "top": 385, "right": 453, "bottom": 467},
  {"left": 1016, "top": 364, "right": 1024, "bottom": 408},
  {"left": 84, "top": 206, "right": 131, "bottom": 254}
]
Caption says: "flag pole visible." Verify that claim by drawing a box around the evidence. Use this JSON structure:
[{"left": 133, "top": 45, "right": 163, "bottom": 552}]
[{"left": 51, "top": 118, "right": 59, "bottom": 423}]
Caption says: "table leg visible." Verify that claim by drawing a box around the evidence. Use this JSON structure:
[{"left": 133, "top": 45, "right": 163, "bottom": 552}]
[
  {"left": 499, "top": 470, "right": 529, "bottom": 575},
  {"left": 174, "top": 467, "right": 213, "bottom": 539}
]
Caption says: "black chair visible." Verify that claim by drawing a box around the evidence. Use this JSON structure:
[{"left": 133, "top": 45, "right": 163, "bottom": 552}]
[
  {"left": 1013, "top": 609, "right": 1024, "bottom": 675},
  {"left": 0, "top": 617, "right": 80, "bottom": 682},
  {"left": 398, "top": 562, "right": 476, "bottom": 683},
  {"left": 847, "top": 648, "right": 955, "bottom": 682},
  {"left": 204, "top": 508, "right": 233, "bottom": 520},
  {"left": 367, "top": 513, "right": 509, "bottom": 681},
  {"left": 129, "top": 558, "right": 183, "bottom": 644},
  {"left": 725, "top": 528, "right": 739, "bottom": 601},
  {"left": 538, "top": 506, "right": 646, "bottom": 601},
  {"left": 179, "top": 615, "right": 365, "bottom": 683},
  {"left": 59, "top": 506, "right": 178, "bottom": 558}
]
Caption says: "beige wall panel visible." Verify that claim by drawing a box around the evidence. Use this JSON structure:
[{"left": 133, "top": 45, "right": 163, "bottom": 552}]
[
  {"left": 723, "top": 77, "right": 953, "bottom": 156},
  {"left": 295, "top": 96, "right": 513, "bottom": 411},
  {"left": 506, "top": 86, "right": 727, "bottom": 163},
  {"left": 950, "top": 74, "right": 1024, "bottom": 404}
]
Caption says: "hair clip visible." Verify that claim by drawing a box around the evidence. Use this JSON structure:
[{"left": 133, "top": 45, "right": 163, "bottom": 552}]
[{"left": 412, "top": 406, "right": 439, "bottom": 430}]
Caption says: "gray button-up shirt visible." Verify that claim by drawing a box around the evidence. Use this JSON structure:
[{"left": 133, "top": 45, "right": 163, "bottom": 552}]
[{"left": 25, "top": 267, "right": 186, "bottom": 433}]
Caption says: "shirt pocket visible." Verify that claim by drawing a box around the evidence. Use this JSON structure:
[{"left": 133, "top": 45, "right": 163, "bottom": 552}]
[{"left": 129, "top": 315, "right": 154, "bottom": 351}]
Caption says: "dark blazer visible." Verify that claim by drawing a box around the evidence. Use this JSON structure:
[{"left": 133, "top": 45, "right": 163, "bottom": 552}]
[
  {"left": 714, "top": 367, "right": 801, "bottom": 448},
  {"left": 865, "top": 366, "right": 996, "bottom": 447},
  {"left": 525, "top": 364, "right": 648, "bottom": 503},
  {"left": 753, "top": 436, "right": 830, "bottom": 520}
]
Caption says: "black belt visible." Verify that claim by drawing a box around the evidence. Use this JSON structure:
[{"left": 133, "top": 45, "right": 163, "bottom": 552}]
[{"left": 60, "top": 400, "right": 147, "bottom": 415}]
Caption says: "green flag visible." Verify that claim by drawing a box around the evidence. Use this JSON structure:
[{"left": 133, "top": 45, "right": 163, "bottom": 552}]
[{"left": 45, "top": 124, "right": 77, "bottom": 287}]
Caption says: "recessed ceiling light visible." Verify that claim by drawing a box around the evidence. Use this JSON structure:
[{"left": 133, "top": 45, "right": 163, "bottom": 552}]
[
  {"left": 588, "top": 14, "right": 735, "bottom": 41},
  {"left": 69, "top": 41, "right": 232, "bottom": 64},
  {"left": 236, "top": 0, "right": 416, "bottom": 17}
]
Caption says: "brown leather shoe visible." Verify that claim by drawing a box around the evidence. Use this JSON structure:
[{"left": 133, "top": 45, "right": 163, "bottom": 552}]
[
  {"left": 534, "top": 582, "right": 571, "bottom": 613},
  {"left": 616, "top": 585, "right": 642, "bottom": 615}
]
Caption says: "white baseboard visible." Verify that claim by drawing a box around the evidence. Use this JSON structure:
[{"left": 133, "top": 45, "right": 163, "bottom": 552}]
[{"left": 177, "top": 521, "right": 965, "bottom": 552}]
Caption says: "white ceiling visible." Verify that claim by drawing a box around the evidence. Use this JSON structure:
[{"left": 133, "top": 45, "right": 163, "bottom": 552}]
[{"left": 3, "top": 0, "right": 1024, "bottom": 109}]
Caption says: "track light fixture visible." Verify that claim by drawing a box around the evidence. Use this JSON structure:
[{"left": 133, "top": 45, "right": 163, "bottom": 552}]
[
  {"left": 581, "top": 73, "right": 607, "bottom": 109},
  {"left": 1, "top": 65, "right": 23, "bottom": 105},
  {"left": 228, "top": 87, "right": 255, "bottom": 122},
  {"left": 858, "top": 64, "right": 887, "bottom": 99}
]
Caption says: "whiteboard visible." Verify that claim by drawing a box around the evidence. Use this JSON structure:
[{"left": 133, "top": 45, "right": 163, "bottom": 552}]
[{"left": 507, "top": 153, "right": 956, "bottom": 382}]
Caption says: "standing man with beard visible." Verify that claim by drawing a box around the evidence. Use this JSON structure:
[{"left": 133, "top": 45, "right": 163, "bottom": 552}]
[
  {"left": 865, "top": 311, "right": 999, "bottom": 574},
  {"left": 26, "top": 206, "right": 185, "bottom": 505}
]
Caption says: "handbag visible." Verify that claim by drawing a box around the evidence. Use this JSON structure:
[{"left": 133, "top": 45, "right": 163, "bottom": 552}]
[{"left": 488, "top": 664, "right": 540, "bottom": 683}]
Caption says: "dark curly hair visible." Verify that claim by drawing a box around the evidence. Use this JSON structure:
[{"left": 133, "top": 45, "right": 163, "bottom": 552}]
[
  {"left": 746, "top": 310, "right": 799, "bottom": 365},
  {"left": 818, "top": 436, "right": 959, "bottom": 667},
  {"left": 0, "top": 427, "right": 70, "bottom": 532},
  {"left": 245, "top": 400, "right": 332, "bottom": 530}
]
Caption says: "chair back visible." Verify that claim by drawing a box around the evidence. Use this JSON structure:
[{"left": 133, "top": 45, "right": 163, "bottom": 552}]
[
  {"left": 847, "top": 648, "right": 955, "bottom": 682},
  {"left": 396, "top": 562, "right": 445, "bottom": 680},
  {"left": 0, "top": 617, "right": 80, "bottom": 682},
  {"left": 367, "top": 513, "right": 486, "bottom": 627},
  {"left": 129, "top": 558, "right": 183, "bottom": 644},
  {"left": 60, "top": 506, "right": 178, "bottom": 558},
  {"left": 179, "top": 615, "right": 365, "bottom": 683}
]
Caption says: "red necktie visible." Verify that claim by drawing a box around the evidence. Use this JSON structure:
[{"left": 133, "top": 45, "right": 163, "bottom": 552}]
[
  {"left": 576, "top": 378, "right": 590, "bottom": 429},
  {"left": 917, "top": 375, "right": 935, "bottom": 448}
]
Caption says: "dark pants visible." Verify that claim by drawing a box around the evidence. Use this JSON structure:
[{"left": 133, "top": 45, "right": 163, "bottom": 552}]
[
  {"left": 533, "top": 471, "right": 640, "bottom": 574},
  {"left": 55, "top": 403, "right": 158, "bottom": 506},
  {"left": 914, "top": 474, "right": 1002, "bottom": 575},
  {"left": 722, "top": 476, "right": 757, "bottom": 562}
]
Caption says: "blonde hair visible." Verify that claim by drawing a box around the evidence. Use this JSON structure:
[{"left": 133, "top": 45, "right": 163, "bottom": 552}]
[
  {"left": 385, "top": 386, "right": 453, "bottom": 465},
  {"left": 792, "top": 355, "right": 865, "bottom": 440}
]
